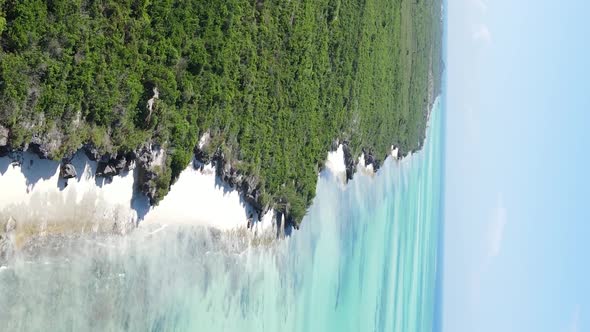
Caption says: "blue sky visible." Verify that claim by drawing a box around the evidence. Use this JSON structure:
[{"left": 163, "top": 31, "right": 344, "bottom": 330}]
[{"left": 444, "top": 1, "right": 590, "bottom": 331}]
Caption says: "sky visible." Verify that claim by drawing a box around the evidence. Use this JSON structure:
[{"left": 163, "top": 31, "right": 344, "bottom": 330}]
[{"left": 444, "top": 1, "right": 590, "bottom": 332}]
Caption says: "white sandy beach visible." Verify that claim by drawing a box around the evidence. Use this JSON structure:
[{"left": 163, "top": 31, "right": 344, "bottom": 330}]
[
  {"left": 0, "top": 152, "right": 139, "bottom": 231},
  {"left": 0, "top": 139, "right": 385, "bottom": 235},
  {"left": 0, "top": 150, "right": 277, "bottom": 234},
  {"left": 141, "top": 162, "right": 275, "bottom": 232},
  {"left": 325, "top": 144, "right": 347, "bottom": 183}
]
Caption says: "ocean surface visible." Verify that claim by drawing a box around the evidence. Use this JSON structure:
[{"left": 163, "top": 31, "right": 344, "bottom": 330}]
[{"left": 0, "top": 98, "right": 443, "bottom": 331}]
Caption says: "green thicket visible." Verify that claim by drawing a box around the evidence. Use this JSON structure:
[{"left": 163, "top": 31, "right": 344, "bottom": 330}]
[{"left": 0, "top": 0, "right": 442, "bottom": 225}]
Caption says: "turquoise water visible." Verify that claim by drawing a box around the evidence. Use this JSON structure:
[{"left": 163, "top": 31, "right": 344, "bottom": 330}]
[{"left": 0, "top": 99, "right": 443, "bottom": 331}]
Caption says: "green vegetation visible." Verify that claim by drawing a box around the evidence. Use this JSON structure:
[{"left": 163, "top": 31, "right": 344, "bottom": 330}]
[{"left": 0, "top": 0, "right": 443, "bottom": 225}]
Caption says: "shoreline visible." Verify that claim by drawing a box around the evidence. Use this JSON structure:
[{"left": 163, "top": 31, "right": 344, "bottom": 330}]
[
  {"left": 0, "top": 96, "right": 441, "bottom": 251},
  {"left": 0, "top": 143, "right": 384, "bottom": 245}
]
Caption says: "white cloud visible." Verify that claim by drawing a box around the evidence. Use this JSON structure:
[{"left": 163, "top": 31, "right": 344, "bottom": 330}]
[
  {"left": 472, "top": 24, "right": 492, "bottom": 45},
  {"left": 487, "top": 194, "right": 507, "bottom": 258}
]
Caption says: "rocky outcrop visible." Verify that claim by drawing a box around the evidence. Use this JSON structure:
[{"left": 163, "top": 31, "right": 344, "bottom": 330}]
[
  {"left": 194, "top": 145, "right": 211, "bottom": 165},
  {"left": 28, "top": 142, "right": 50, "bottom": 159},
  {"left": 0, "top": 125, "right": 9, "bottom": 157},
  {"left": 0, "top": 121, "right": 411, "bottom": 233},
  {"left": 136, "top": 144, "right": 166, "bottom": 204},
  {"left": 60, "top": 162, "right": 77, "bottom": 179},
  {"left": 362, "top": 148, "right": 381, "bottom": 172},
  {"left": 342, "top": 141, "right": 356, "bottom": 181},
  {"left": 82, "top": 143, "right": 101, "bottom": 161},
  {"left": 97, "top": 163, "right": 117, "bottom": 177},
  {"left": 390, "top": 145, "right": 400, "bottom": 160},
  {"left": 194, "top": 143, "right": 268, "bottom": 218},
  {"left": 241, "top": 176, "right": 265, "bottom": 215},
  {"left": 0, "top": 125, "right": 8, "bottom": 147},
  {"left": 28, "top": 127, "right": 63, "bottom": 159},
  {"left": 96, "top": 153, "right": 133, "bottom": 178}
]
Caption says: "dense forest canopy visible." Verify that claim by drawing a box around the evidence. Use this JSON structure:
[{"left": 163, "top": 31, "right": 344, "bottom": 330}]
[{"left": 0, "top": 0, "right": 443, "bottom": 225}]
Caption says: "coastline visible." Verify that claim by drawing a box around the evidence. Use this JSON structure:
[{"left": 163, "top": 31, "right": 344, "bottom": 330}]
[
  {"left": 0, "top": 142, "right": 384, "bottom": 246},
  {"left": 0, "top": 95, "right": 441, "bottom": 255},
  {"left": 0, "top": 95, "right": 445, "bottom": 330},
  {"left": 0, "top": 0, "right": 443, "bottom": 233}
]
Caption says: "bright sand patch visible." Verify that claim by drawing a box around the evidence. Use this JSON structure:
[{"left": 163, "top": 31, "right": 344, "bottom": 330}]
[
  {"left": 0, "top": 152, "right": 138, "bottom": 221},
  {"left": 0, "top": 151, "right": 275, "bottom": 238},
  {"left": 325, "top": 144, "right": 347, "bottom": 183},
  {"left": 142, "top": 163, "right": 275, "bottom": 232},
  {"left": 0, "top": 141, "right": 407, "bottom": 238}
]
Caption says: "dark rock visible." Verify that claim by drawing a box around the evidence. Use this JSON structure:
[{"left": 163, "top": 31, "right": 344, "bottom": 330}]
[
  {"left": 99, "top": 153, "right": 112, "bottom": 163},
  {"left": 396, "top": 146, "right": 404, "bottom": 159},
  {"left": 113, "top": 155, "right": 127, "bottom": 172},
  {"left": 82, "top": 144, "right": 101, "bottom": 161},
  {"left": 202, "top": 146, "right": 269, "bottom": 216},
  {"left": 96, "top": 162, "right": 117, "bottom": 177},
  {"left": 244, "top": 189, "right": 264, "bottom": 215},
  {"left": 135, "top": 144, "right": 163, "bottom": 204},
  {"left": 283, "top": 212, "right": 297, "bottom": 233},
  {"left": 28, "top": 141, "right": 50, "bottom": 159},
  {"left": 137, "top": 145, "right": 154, "bottom": 165},
  {"left": 194, "top": 145, "right": 211, "bottom": 164},
  {"left": 330, "top": 139, "right": 339, "bottom": 151},
  {"left": 60, "top": 163, "right": 77, "bottom": 179},
  {"left": 342, "top": 141, "right": 356, "bottom": 181},
  {"left": 95, "top": 151, "right": 133, "bottom": 178},
  {"left": 125, "top": 151, "right": 137, "bottom": 163},
  {"left": 212, "top": 148, "right": 225, "bottom": 176},
  {"left": 222, "top": 164, "right": 232, "bottom": 184},
  {"left": 362, "top": 148, "right": 381, "bottom": 172},
  {"left": 240, "top": 175, "right": 258, "bottom": 194}
]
